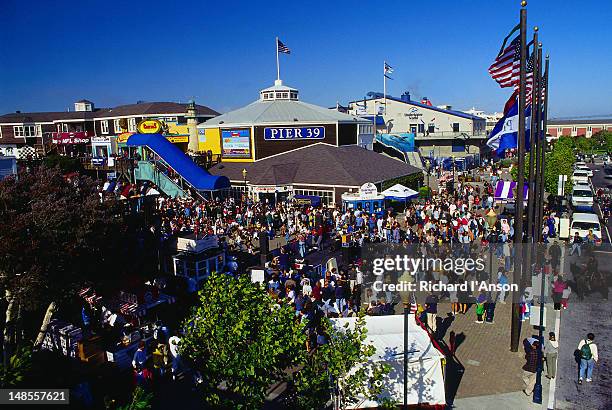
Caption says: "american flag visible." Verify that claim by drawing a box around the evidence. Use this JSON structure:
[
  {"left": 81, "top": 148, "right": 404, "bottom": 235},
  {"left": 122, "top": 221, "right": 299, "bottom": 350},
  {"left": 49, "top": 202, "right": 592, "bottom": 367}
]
[
  {"left": 277, "top": 39, "right": 290, "bottom": 54},
  {"left": 488, "top": 24, "right": 520, "bottom": 88},
  {"left": 524, "top": 51, "right": 535, "bottom": 104}
]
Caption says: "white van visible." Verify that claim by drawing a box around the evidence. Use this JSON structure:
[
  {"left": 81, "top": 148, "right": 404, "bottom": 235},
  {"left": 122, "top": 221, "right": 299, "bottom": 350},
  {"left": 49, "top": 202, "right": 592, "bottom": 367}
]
[
  {"left": 570, "top": 212, "right": 602, "bottom": 240},
  {"left": 572, "top": 170, "right": 590, "bottom": 185},
  {"left": 571, "top": 184, "right": 594, "bottom": 211},
  {"left": 575, "top": 165, "right": 593, "bottom": 177}
]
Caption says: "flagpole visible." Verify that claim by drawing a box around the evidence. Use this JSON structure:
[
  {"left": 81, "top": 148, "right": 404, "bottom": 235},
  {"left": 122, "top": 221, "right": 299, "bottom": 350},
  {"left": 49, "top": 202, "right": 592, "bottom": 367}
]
[
  {"left": 533, "top": 43, "right": 544, "bottom": 241},
  {"left": 383, "top": 60, "right": 387, "bottom": 118},
  {"left": 276, "top": 36, "right": 280, "bottom": 81},
  {"left": 511, "top": 0, "right": 528, "bottom": 354},
  {"left": 537, "top": 52, "right": 549, "bottom": 241},
  {"left": 526, "top": 28, "right": 539, "bottom": 243},
  {"left": 532, "top": 44, "right": 546, "bottom": 405}
]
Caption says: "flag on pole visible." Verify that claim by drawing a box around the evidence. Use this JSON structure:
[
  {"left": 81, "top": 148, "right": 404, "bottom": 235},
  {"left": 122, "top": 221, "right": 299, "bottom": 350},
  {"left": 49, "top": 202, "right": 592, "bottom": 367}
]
[
  {"left": 488, "top": 24, "right": 520, "bottom": 88},
  {"left": 487, "top": 97, "right": 532, "bottom": 155},
  {"left": 277, "top": 39, "right": 290, "bottom": 54},
  {"left": 384, "top": 62, "right": 394, "bottom": 79}
]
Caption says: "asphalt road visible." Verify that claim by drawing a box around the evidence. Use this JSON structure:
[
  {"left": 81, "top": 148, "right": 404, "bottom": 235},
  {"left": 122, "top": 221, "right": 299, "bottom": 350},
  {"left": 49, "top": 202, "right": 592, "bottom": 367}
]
[{"left": 553, "top": 162, "right": 612, "bottom": 409}]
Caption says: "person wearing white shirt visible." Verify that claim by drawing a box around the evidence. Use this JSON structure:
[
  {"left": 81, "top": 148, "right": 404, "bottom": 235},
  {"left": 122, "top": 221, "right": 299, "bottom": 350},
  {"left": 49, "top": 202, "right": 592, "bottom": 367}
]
[{"left": 578, "top": 333, "right": 598, "bottom": 384}]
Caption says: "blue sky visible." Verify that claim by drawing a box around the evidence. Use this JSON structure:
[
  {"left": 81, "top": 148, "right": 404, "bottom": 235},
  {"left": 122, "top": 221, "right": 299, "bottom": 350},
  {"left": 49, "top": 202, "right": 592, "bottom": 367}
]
[{"left": 1, "top": 0, "right": 611, "bottom": 118}]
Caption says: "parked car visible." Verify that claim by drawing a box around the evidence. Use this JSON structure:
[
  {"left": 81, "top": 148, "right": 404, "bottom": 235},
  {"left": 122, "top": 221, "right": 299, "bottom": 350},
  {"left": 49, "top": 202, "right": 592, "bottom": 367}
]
[
  {"left": 571, "top": 184, "right": 594, "bottom": 211},
  {"left": 570, "top": 212, "right": 602, "bottom": 240},
  {"left": 572, "top": 169, "right": 590, "bottom": 185},
  {"left": 575, "top": 165, "right": 593, "bottom": 177}
]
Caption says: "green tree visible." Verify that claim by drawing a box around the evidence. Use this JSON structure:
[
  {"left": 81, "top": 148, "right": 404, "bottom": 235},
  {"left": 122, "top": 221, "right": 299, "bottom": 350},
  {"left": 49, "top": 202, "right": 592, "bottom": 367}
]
[
  {"left": 574, "top": 136, "right": 592, "bottom": 153},
  {"left": 0, "top": 345, "right": 32, "bottom": 387},
  {"left": 116, "top": 387, "right": 152, "bottom": 410},
  {"left": 592, "top": 130, "right": 612, "bottom": 152},
  {"left": 293, "top": 313, "right": 391, "bottom": 410},
  {"left": 179, "top": 272, "right": 307, "bottom": 409},
  {"left": 511, "top": 139, "right": 575, "bottom": 195}
]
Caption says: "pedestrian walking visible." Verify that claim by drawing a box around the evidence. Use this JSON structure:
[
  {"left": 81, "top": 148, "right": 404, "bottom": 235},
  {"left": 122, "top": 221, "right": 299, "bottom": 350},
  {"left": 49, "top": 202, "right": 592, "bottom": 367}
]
[
  {"left": 545, "top": 332, "right": 558, "bottom": 379},
  {"left": 578, "top": 333, "right": 598, "bottom": 384}
]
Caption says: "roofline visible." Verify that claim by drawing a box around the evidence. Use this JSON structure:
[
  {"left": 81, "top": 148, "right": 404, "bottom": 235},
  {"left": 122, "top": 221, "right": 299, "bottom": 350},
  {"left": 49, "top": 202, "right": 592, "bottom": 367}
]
[
  {"left": 347, "top": 96, "right": 486, "bottom": 121},
  {"left": 94, "top": 113, "right": 216, "bottom": 121},
  {"left": 547, "top": 119, "right": 612, "bottom": 125},
  {"left": 252, "top": 141, "right": 337, "bottom": 162},
  {"left": 199, "top": 119, "right": 369, "bottom": 129}
]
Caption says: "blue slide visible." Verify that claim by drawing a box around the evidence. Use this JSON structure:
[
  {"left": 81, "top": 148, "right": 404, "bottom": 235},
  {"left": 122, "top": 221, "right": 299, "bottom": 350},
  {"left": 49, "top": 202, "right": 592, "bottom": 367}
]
[{"left": 127, "top": 133, "right": 230, "bottom": 191}]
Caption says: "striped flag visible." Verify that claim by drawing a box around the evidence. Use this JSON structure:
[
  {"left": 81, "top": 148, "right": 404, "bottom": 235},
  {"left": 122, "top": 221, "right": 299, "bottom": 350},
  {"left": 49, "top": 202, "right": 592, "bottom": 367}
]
[
  {"left": 488, "top": 24, "right": 520, "bottom": 88},
  {"left": 277, "top": 39, "right": 290, "bottom": 54}
]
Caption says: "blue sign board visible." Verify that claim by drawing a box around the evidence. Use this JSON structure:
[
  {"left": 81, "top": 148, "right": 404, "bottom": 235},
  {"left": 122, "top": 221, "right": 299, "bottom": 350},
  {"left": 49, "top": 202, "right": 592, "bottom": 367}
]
[{"left": 264, "top": 126, "right": 325, "bottom": 141}]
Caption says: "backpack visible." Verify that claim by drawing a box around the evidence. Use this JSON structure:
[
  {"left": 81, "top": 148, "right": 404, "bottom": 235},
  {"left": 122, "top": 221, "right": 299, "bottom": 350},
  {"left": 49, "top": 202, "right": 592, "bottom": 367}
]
[{"left": 580, "top": 340, "right": 593, "bottom": 360}]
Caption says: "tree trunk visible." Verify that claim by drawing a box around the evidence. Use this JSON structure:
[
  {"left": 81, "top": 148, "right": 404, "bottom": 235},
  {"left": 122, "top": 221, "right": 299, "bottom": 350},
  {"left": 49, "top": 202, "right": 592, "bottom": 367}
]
[
  {"left": 3, "top": 290, "right": 16, "bottom": 370},
  {"left": 33, "top": 301, "right": 57, "bottom": 350}
]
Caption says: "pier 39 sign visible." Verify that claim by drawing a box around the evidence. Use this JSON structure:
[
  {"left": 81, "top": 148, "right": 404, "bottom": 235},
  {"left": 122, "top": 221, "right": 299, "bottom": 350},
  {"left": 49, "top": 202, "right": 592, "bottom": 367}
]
[{"left": 264, "top": 126, "right": 325, "bottom": 141}]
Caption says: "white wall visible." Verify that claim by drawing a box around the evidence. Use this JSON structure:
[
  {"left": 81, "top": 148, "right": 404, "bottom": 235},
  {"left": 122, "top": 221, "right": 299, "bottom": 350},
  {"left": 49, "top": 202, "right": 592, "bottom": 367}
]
[{"left": 349, "top": 98, "right": 484, "bottom": 136}]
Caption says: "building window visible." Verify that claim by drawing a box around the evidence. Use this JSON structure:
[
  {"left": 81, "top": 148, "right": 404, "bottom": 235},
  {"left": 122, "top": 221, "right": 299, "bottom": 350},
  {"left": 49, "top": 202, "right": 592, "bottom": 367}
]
[
  {"left": 428, "top": 124, "right": 435, "bottom": 133},
  {"left": 62, "top": 123, "right": 68, "bottom": 132},
  {"left": 588, "top": 126, "right": 592, "bottom": 132},
  {"left": 358, "top": 124, "right": 373, "bottom": 134},
  {"left": 294, "top": 189, "right": 334, "bottom": 206},
  {"left": 418, "top": 123, "right": 425, "bottom": 134},
  {"left": 282, "top": 92, "right": 289, "bottom": 98},
  {"left": 13, "top": 125, "right": 39, "bottom": 137},
  {"left": 128, "top": 118, "right": 137, "bottom": 132},
  {"left": 101, "top": 120, "right": 109, "bottom": 134},
  {"left": 114, "top": 119, "right": 122, "bottom": 133},
  {"left": 558, "top": 127, "right": 562, "bottom": 133},
  {"left": 452, "top": 123, "right": 460, "bottom": 132}
]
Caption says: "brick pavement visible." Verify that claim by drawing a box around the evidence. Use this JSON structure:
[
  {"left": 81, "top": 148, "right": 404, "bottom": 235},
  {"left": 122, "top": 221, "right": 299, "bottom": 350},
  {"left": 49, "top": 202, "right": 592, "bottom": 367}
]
[{"left": 437, "top": 301, "right": 534, "bottom": 399}]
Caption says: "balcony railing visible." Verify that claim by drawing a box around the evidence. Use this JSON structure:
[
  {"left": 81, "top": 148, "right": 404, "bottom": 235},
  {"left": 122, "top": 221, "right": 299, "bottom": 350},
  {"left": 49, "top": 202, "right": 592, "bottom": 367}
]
[{"left": 420, "top": 131, "right": 486, "bottom": 138}]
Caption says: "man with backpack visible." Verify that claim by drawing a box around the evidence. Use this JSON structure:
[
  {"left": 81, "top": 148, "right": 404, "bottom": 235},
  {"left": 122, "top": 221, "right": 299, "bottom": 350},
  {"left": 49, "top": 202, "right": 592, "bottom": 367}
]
[{"left": 578, "top": 333, "right": 598, "bottom": 384}]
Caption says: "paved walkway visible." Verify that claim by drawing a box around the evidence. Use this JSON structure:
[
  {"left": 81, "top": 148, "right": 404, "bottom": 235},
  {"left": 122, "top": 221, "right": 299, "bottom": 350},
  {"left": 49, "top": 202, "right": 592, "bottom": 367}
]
[
  {"left": 553, "top": 250, "right": 611, "bottom": 410},
  {"left": 439, "top": 302, "right": 532, "bottom": 398}
]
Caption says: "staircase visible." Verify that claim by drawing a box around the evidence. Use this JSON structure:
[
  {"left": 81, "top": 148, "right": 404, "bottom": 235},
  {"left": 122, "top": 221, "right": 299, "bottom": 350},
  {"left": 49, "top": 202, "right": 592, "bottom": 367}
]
[
  {"left": 405, "top": 151, "right": 424, "bottom": 170},
  {"left": 134, "top": 161, "right": 188, "bottom": 198}
]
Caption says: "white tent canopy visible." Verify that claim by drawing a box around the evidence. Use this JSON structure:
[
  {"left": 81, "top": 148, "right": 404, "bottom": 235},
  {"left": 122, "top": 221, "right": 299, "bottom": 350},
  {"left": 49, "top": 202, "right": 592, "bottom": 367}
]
[
  {"left": 332, "top": 315, "right": 446, "bottom": 408},
  {"left": 381, "top": 183, "right": 419, "bottom": 200}
]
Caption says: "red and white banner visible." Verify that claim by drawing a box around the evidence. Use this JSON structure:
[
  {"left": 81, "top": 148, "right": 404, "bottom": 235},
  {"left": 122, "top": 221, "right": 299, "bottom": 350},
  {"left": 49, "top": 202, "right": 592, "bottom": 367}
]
[{"left": 51, "top": 131, "right": 92, "bottom": 144}]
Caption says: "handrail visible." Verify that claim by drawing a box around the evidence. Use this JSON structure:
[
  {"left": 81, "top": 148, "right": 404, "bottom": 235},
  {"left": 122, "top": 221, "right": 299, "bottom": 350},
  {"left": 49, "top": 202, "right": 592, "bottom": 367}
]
[{"left": 142, "top": 147, "right": 205, "bottom": 199}]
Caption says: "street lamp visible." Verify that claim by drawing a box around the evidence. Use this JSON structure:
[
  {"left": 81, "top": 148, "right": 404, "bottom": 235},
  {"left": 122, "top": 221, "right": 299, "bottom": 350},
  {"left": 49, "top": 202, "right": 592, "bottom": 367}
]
[
  {"left": 398, "top": 271, "right": 414, "bottom": 409},
  {"left": 242, "top": 168, "right": 248, "bottom": 200}
]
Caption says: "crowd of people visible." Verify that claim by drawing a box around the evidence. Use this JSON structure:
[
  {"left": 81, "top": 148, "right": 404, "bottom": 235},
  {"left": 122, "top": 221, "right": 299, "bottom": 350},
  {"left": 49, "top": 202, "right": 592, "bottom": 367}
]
[{"left": 86, "top": 160, "right": 607, "bottom": 400}]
